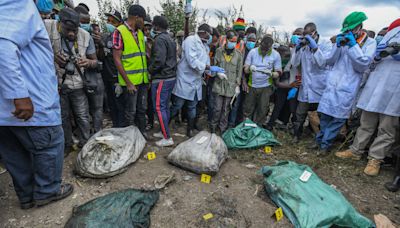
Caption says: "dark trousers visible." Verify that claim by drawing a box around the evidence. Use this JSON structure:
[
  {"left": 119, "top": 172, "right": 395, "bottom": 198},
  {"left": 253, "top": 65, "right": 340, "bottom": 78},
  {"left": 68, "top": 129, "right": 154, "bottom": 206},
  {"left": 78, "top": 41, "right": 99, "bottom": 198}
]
[
  {"left": 316, "top": 113, "right": 347, "bottom": 149},
  {"left": 119, "top": 84, "right": 148, "bottom": 132},
  {"left": 212, "top": 95, "right": 231, "bottom": 132},
  {"left": 228, "top": 89, "right": 243, "bottom": 128},
  {"left": 171, "top": 94, "right": 198, "bottom": 120},
  {"left": 0, "top": 126, "right": 64, "bottom": 203},
  {"left": 293, "top": 102, "right": 319, "bottom": 137},
  {"left": 147, "top": 87, "right": 154, "bottom": 127},
  {"left": 243, "top": 86, "right": 273, "bottom": 126},
  {"left": 60, "top": 87, "right": 90, "bottom": 148},
  {"left": 104, "top": 80, "right": 124, "bottom": 128},
  {"left": 152, "top": 80, "right": 175, "bottom": 139},
  {"left": 268, "top": 88, "right": 298, "bottom": 127},
  {"left": 87, "top": 75, "right": 104, "bottom": 133}
]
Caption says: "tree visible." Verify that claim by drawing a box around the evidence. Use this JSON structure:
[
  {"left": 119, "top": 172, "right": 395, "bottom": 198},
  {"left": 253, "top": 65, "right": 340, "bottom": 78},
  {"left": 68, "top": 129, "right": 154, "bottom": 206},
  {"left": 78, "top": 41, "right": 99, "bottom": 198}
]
[{"left": 159, "top": 0, "right": 198, "bottom": 34}]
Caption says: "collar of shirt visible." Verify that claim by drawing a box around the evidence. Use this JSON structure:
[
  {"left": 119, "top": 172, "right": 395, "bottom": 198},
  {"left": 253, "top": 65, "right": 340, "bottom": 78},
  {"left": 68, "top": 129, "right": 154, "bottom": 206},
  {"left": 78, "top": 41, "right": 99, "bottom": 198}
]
[
  {"left": 124, "top": 21, "right": 137, "bottom": 36},
  {"left": 258, "top": 47, "right": 272, "bottom": 57}
]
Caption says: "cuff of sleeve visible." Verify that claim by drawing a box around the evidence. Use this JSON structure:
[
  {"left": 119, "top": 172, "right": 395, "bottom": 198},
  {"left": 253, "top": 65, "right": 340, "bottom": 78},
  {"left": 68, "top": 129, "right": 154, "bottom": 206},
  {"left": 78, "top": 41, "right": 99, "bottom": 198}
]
[
  {"left": 348, "top": 45, "right": 363, "bottom": 58},
  {"left": 3, "top": 89, "right": 29, "bottom": 100}
]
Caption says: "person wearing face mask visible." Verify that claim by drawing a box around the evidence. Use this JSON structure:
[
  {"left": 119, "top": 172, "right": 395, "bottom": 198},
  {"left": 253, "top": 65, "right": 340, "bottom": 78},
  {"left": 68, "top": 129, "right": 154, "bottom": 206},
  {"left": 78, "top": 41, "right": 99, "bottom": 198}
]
[
  {"left": 148, "top": 16, "right": 177, "bottom": 147},
  {"left": 243, "top": 35, "right": 282, "bottom": 127},
  {"left": 170, "top": 23, "right": 225, "bottom": 137},
  {"left": 290, "top": 23, "right": 332, "bottom": 144},
  {"left": 210, "top": 30, "right": 243, "bottom": 134},
  {"left": 336, "top": 18, "right": 400, "bottom": 177},
  {"left": 315, "top": 11, "right": 376, "bottom": 155},
  {"left": 97, "top": 10, "right": 124, "bottom": 128},
  {"left": 375, "top": 27, "right": 388, "bottom": 44},
  {"left": 228, "top": 27, "right": 258, "bottom": 128},
  {"left": 36, "top": 0, "right": 54, "bottom": 20},
  {"left": 113, "top": 4, "right": 149, "bottom": 138}
]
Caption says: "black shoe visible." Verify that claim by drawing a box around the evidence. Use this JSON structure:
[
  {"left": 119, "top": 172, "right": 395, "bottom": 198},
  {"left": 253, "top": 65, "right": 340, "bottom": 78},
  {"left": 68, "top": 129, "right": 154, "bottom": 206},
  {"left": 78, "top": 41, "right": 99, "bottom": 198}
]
[
  {"left": 64, "top": 146, "right": 72, "bottom": 158},
  {"left": 35, "top": 183, "right": 74, "bottom": 207},
  {"left": 292, "top": 136, "right": 299, "bottom": 144},
  {"left": 193, "top": 118, "right": 202, "bottom": 131},
  {"left": 307, "top": 142, "right": 319, "bottom": 150},
  {"left": 210, "top": 125, "right": 216, "bottom": 134},
  {"left": 385, "top": 175, "right": 400, "bottom": 192},
  {"left": 317, "top": 148, "right": 330, "bottom": 156},
  {"left": 20, "top": 201, "right": 35, "bottom": 210},
  {"left": 187, "top": 118, "right": 194, "bottom": 137},
  {"left": 264, "top": 124, "right": 273, "bottom": 131}
]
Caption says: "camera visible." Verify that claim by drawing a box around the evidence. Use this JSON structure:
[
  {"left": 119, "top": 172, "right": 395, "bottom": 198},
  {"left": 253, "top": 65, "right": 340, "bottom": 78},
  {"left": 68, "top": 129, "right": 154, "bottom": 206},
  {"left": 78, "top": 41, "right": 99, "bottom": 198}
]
[
  {"left": 339, "top": 37, "right": 350, "bottom": 46},
  {"left": 299, "top": 37, "right": 308, "bottom": 46},
  {"left": 64, "top": 55, "right": 78, "bottom": 75},
  {"left": 379, "top": 42, "right": 400, "bottom": 58}
]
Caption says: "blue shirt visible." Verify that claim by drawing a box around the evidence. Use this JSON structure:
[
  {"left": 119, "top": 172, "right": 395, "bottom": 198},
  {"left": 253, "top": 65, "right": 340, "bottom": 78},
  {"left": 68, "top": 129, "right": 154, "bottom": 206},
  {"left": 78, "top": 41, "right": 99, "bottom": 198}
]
[
  {"left": 0, "top": 0, "right": 61, "bottom": 126},
  {"left": 245, "top": 48, "right": 282, "bottom": 88}
]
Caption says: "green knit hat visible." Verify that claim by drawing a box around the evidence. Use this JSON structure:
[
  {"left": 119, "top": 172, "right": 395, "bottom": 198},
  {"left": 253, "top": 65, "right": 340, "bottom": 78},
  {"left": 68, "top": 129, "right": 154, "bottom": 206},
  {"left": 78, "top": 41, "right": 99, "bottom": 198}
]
[{"left": 341, "top": 11, "right": 367, "bottom": 32}]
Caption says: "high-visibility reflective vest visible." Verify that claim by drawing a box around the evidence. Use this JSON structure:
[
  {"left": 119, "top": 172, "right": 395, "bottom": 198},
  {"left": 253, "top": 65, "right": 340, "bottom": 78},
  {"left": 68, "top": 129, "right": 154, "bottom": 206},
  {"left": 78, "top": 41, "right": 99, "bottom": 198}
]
[{"left": 117, "top": 25, "right": 148, "bottom": 86}]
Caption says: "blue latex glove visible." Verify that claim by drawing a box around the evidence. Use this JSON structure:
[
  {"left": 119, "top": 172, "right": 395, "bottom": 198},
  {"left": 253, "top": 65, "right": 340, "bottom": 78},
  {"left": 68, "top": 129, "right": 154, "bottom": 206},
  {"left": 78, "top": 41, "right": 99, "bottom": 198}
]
[
  {"left": 392, "top": 53, "right": 400, "bottom": 61},
  {"left": 345, "top": 32, "right": 357, "bottom": 47},
  {"left": 336, "top": 34, "right": 345, "bottom": 47},
  {"left": 287, "top": 88, "right": 298, "bottom": 100},
  {"left": 374, "top": 43, "right": 388, "bottom": 60},
  {"left": 305, "top": 35, "right": 318, "bottom": 49},
  {"left": 210, "top": 66, "right": 225, "bottom": 73}
]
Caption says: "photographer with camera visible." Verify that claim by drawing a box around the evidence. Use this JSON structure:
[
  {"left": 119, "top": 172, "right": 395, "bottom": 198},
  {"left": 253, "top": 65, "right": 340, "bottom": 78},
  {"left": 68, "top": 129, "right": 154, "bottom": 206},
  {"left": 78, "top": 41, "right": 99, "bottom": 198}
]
[
  {"left": 316, "top": 11, "right": 376, "bottom": 155},
  {"left": 336, "top": 18, "right": 400, "bottom": 177},
  {"left": 54, "top": 8, "right": 99, "bottom": 156},
  {"left": 290, "top": 23, "right": 332, "bottom": 144}
]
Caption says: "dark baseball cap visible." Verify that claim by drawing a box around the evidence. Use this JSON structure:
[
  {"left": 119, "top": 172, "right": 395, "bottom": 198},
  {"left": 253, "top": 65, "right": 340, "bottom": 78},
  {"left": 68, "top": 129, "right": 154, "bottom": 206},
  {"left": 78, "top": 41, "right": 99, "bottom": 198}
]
[
  {"left": 105, "top": 9, "right": 122, "bottom": 22},
  {"left": 59, "top": 7, "right": 80, "bottom": 27},
  {"left": 128, "top": 5, "right": 146, "bottom": 19}
]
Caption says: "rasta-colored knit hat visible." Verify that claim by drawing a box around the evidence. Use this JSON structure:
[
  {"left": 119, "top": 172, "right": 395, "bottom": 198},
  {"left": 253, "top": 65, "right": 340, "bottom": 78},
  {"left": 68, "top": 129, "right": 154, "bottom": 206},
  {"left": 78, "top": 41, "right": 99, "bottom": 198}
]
[
  {"left": 233, "top": 17, "right": 246, "bottom": 31},
  {"left": 341, "top": 11, "right": 367, "bottom": 32}
]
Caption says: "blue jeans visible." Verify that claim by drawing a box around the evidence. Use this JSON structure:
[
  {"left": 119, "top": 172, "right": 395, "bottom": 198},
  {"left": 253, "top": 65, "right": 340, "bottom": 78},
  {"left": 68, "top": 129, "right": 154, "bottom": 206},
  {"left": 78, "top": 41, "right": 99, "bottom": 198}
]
[
  {"left": 152, "top": 80, "right": 175, "bottom": 139},
  {"left": 0, "top": 126, "right": 64, "bottom": 203},
  {"left": 228, "top": 90, "right": 243, "bottom": 127},
  {"left": 170, "top": 94, "right": 198, "bottom": 120},
  {"left": 316, "top": 113, "right": 347, "bottom": 149}
]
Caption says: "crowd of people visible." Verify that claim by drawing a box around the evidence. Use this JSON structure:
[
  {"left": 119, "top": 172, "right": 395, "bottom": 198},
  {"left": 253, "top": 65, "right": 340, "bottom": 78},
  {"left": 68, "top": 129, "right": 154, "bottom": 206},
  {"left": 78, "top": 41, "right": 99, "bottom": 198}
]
[{"left": 0, "top": 0, "right": 399, "bottom": 209}]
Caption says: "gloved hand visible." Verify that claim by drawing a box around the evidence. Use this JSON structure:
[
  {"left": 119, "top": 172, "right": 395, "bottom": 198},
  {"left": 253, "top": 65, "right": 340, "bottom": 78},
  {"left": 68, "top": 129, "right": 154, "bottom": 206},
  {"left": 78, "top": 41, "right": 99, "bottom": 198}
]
[
  {"left": 217, "top": 72, "right": 228, "bottom": 80},
  {"left": 305, "top": 35, "right": 318, "bottom": 49},
  {"left": 374, "top": 43, "right": 388, "bottom": 60},
  {"left": 114, "top": 83, "right": 123, "bottom": 98},
  {"left": 345, "top": 32, "right": 357, "bottom": 48},
  {"left": 210, "top": 66, "right": 225, "bottom": 73},
  {"left": 250, "top": 65, "right": 257, "bottom": 72},
  {"left": 287, "top": 88, "right": 298, "bottom": 100},
  {"left": 336, "top": 34, "right": 345, "bottom": 48},
  {"left": 271, "top": 72, "right": 280, "bottom": 79},
  {"left": 235, "top": 86, "right": 240, "bottom": 96}
]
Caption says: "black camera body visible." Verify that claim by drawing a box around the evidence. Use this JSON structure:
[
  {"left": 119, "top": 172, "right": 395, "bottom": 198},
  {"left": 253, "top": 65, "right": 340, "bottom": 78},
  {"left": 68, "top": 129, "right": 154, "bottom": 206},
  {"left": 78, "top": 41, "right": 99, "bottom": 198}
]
[
  {"left": 65, "top": 55, "right": 77, "bottom": 75},
  {"left": 339, "top": 37, "right": 350, "bottom": 46},
  {"left": 380, "top": 42, "right": 400, "bottom": 58},
  {"left": 299, "top": 37, "right": 308, "bottom": 46}
]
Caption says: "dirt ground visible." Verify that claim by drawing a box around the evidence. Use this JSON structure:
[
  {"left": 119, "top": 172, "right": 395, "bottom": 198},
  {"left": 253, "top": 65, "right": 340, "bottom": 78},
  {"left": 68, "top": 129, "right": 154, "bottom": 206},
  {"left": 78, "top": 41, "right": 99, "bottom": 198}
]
[{"left": 0, "top": 116, "right": 399, "bottom": 228}]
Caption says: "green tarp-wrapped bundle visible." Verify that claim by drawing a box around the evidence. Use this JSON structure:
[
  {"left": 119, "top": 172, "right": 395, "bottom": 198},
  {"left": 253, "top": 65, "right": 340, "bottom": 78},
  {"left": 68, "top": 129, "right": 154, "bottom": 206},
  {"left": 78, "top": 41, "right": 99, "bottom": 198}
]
[
  {"left": 65, "top": 189, "right": 159, "bottom": 228},
  {"left": 222, "top": 119, "right": 280, "bottom": 149},
  {"left": 261, "top": 161, "right": 374, "bottom": 228}
]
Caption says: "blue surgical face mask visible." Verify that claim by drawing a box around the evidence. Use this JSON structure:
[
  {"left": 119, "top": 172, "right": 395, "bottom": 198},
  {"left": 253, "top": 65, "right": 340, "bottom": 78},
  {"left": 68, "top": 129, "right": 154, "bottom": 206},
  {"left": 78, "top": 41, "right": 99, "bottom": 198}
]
[
  {"left": 227, "top": 41, "right": 236, "bottom": 50},
  {"left": 106, "top": 23, "right": 115, "bottom": 33},
  {"left": 246, "top": 41, "right": 256, "bottom": 50},
  {"left": 207, "top": 34, "right": 212, "bottom": 45},
  {"left": 54, "top": 14, "right": 60, "bottom": 21},
  {"left": 150, "top": 29, "right": 158, "bottom": 39},
  {"left": 375, "top": 35, "right": 384, "bottom": 44},
  {"left": 291, "top": 35, "right": 299, "bottom": 45},
  {"left": 80, "top": 23, "right": 91, "bottom": 32}
]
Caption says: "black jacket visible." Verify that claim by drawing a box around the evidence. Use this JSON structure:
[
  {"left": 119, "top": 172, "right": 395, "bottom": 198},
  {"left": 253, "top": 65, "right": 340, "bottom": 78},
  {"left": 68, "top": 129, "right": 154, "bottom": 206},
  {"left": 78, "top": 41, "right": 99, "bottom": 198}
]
[{"left": 148, "top": 32, "right": 177, "bottom": 80}]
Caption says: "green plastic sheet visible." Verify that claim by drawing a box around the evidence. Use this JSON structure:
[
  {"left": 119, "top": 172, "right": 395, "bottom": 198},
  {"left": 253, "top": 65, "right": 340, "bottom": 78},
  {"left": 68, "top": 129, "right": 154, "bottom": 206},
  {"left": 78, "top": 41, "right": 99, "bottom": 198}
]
[{"left": 262, "top": 161, "right": 374, "bottom": 228}]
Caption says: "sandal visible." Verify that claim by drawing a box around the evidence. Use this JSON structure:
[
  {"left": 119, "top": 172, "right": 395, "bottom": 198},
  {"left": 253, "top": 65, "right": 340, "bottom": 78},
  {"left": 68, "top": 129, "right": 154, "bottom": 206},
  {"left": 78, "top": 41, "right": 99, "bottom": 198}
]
[{"left": 35, "top": 183, "right": 74, "bottom": 207}]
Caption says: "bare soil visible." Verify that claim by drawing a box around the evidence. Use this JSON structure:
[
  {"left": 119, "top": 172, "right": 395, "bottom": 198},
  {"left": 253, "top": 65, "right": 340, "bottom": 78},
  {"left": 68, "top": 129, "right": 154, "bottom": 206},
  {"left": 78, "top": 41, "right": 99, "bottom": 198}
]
[{"left": 1, "top": 117, "right": 399, "bottom": 228}]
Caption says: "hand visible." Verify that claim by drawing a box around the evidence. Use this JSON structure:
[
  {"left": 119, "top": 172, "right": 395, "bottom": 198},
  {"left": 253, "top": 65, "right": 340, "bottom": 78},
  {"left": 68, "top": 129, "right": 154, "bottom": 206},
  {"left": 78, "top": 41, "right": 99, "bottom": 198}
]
[
  {"left": 92, "top": 31, "right": 103, "bottom": 46},
  {"left": 345, "top": 32, "right": 357, "bottom": 48},
  {"left": 55, "top": 53, "right": 67, "bottom": 67},
  {"left": 335, "top": 34, "right": 345, "bottom": 48},
  {"left": 217, "top": 73, "right": 228, "bottom": 80},
  {"left": 271, "top": 72, "right": 280, "bottom": 79},
  {"left": 235, "top": 86, "right": 240, "bottom": 96},
  {"left": 78, "top": 58, "right": 91, "bottom": 68},
  {"left": 375, "top": 43, "right": 388, "bottom": 60},
  {"left": 250, "top": 65, "right": 257, "bottom": 72},
  {"left": 13, "top": 97, "right": 34, "bottom": 121},
  {"left": 305, "top": 35, "right": 318, "bottom": 49},
  {"left": 127, "top": 82, "right": 137, "bottom": 94},
  {"left": 210, "top": 66, "right": 225, "bottom": 73},
  {"left": 287, "top": 88, "right": 298, "bottom": 100},
  {"left": 289, "top": 80, "right": 301, "bottom": 88},
  {"left": 114, "top": 83, "right": 123, "bottom": 97},
  {"left": 242, "top": 80, "right": 249, "bottom": 93},
  {"left": 184, "top": 2, "right": 192, "bottom": 15}
]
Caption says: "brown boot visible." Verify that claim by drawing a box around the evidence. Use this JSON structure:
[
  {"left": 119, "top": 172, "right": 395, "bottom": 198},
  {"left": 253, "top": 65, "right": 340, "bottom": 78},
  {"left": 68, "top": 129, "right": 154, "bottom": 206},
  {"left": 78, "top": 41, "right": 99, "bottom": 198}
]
[
  {"left": 335, "top": 149, "right": 362, "bottom": 160},
  {"left": 364, "top": 159, "right": 381, "bottom": 176}
]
